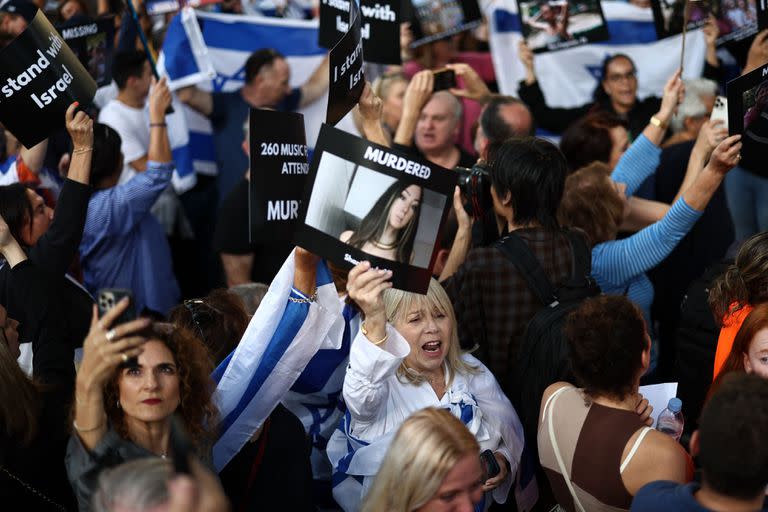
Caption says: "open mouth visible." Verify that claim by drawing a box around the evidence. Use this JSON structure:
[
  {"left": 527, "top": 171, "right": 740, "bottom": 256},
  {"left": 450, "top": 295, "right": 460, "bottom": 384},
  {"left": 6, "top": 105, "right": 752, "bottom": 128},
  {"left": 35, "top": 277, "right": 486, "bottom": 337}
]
[{"left": 422, "top": 341, "right": 441, "bottom": 353}]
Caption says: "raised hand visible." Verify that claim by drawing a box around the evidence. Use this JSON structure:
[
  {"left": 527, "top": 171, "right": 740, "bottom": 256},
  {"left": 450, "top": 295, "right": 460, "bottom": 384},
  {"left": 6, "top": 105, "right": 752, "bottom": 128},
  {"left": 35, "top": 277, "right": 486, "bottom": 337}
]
[
  {"left": 149, "top": 76, "right": 173, "bottom": 124},
  {"left": 65, "top": 102, "right": 93, "bottom": 152},
  {"left": 657, "top": 69, "right": 685, "bottom": 124},
  {"left": 445, "top": 63, "right": 491, "bottom": 102},
  {"left": 347, "top": 261, "right": 392, "bottom": 343},
  {"left": 357, "top": 81, "right": 383, "bottom": 123},
  {"left": 707, "top": 134, "right": 742, "bottom": 175}
]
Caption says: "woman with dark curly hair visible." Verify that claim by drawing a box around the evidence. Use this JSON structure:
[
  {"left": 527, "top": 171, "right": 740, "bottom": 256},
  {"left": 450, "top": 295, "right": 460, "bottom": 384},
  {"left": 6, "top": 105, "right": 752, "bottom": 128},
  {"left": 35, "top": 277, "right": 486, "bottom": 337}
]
[
  {"left": 539, "top": 295, "right": 691, "bottom": 511},
  {"left": 341, "top": 180, "right": 422, "bottom": 264},
  {"left": 65, "top": 300, "right": 217, "bottom": 511}
]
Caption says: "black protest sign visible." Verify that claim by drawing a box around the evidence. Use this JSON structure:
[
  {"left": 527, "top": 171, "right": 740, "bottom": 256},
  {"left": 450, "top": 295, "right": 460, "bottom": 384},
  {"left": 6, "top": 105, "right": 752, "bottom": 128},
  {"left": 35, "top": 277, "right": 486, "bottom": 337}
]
[
  {"left": 326, "top": 0, "right": 365, "bottom": 125},
  {"left": 759, "top": 0, "right": 767, "bottom": 30},
  {"left": 249, "top": 109, "right": 308, "bottom": 242},
  {"left": 58, "top": 17, "right": 115, "bottom": 87},
  {"left": 726, "top": 62, "right": 768, "bottom": 172},
  {"left": 406, "top": 0, "right": 482, "bottom": 48},
  {"left": 319, "top": 0, "right": 401, "bottom": 64},
  {"left": 295, "top": 124, "right": 454, "bottom": 294},
  {"left": 0, "top": 10, "right": 96, "bottom": 147},
  {"left": 516, "top": 0, "right": 609, "bottom": 53},
  {"left": 652, "top": 0, "right": 758, "bottom": 46}
]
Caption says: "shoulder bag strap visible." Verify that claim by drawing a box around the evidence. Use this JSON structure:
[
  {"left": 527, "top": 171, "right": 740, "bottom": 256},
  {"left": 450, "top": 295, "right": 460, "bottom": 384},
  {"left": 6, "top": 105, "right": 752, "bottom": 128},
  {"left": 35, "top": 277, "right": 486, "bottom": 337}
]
[
  {"left": 496, "top": 233, "right": 557, "bottom": 307},
  {"left": 546, "top": 387, "right": 587, "bottom": 512}
]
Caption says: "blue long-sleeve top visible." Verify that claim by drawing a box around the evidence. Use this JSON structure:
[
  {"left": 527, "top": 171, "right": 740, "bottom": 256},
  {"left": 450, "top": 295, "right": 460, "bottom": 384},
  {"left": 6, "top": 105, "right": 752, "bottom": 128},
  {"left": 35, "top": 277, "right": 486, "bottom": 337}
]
[
  {"left": 79, "top": 161, "right": 180, "bottom": 315},
  {"left": 593, "top": 134, "right": 702, "bottom": 327}
]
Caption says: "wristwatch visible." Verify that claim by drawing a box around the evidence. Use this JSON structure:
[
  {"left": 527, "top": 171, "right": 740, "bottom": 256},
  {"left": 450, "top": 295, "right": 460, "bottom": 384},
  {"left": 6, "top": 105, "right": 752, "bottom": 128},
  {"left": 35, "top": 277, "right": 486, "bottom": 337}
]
[{"left": 650, "top": 115, "right": 667, "bottom": 129}]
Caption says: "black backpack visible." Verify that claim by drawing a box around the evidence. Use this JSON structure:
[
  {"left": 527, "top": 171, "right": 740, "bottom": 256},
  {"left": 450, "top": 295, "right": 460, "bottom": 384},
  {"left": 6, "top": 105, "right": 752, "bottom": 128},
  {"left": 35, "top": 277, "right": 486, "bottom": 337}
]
[{"left": 496, "top": 230, "right": 600, "bottom": 447}]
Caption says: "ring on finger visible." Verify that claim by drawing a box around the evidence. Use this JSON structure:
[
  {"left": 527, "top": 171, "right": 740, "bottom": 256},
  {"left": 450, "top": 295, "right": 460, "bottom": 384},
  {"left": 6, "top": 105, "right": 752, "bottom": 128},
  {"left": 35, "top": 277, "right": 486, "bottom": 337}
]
[{"left": 105, "top": 328, "right": 118, "bottom": 342}]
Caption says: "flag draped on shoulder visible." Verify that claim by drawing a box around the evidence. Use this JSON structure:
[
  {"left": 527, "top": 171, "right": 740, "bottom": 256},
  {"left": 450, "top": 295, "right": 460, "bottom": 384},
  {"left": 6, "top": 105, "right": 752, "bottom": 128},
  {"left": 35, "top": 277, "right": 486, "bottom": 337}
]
[
  {"left": 487, "top": 0, "right": 707, "bottom": 108},
  {"left": 211, "top": 251, "right": 345, "bottom": 471}
]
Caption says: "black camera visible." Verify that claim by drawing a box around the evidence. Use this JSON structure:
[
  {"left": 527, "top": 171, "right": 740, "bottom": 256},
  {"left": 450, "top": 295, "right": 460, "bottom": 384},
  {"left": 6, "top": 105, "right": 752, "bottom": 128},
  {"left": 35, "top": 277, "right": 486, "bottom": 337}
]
[{"left": 455, "top": 162, "right": 491, "bottom": 221}]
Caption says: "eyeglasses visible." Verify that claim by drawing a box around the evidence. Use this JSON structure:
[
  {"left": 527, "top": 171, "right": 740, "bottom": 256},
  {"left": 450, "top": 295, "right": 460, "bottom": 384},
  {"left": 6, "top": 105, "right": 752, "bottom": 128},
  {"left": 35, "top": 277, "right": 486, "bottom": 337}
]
[
  {"left": 605, "top": 70, "right": 637, "bottom": 83},
  {"left": 183, "top": 299, "right": 222, "bottom": 344}
]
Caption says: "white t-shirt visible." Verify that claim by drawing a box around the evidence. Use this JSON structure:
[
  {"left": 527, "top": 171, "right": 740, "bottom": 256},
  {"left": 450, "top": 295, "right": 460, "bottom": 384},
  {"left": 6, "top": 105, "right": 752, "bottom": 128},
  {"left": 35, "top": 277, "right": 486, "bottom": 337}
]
[{"left": 98, "top": 99, "right": 149, "bottom": 184}]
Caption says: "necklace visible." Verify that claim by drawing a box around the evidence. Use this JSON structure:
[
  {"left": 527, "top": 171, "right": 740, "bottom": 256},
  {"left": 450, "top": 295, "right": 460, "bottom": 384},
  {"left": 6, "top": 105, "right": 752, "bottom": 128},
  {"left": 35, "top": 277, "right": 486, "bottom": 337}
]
[{"left": 370, "top": 238, "right": 397, "bottom": 250}]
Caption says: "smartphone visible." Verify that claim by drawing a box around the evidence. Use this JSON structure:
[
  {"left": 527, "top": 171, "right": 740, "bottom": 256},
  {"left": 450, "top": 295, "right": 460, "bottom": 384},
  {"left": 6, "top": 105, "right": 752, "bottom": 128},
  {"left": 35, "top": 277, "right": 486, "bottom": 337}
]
[
  {"left": 170, "top": 415, "right": 191, "bottom": 475},
  {"left": 432, "top": 69, "right": 456, "bottom": 92},
  {"left": 480, "top": 449, "right": 500, "bottom": 480},
  {"left": 97, "top": 288, "right": 136, "bottom": 329},
  {"left": 710, "top": 95, "right": 728, "bottom": 132}
]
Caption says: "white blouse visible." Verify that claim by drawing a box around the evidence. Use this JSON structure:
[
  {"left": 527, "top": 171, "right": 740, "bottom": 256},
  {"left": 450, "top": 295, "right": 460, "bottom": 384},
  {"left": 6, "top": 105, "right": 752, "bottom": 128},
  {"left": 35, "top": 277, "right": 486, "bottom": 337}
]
[{"left": 327, "top": 324, "right": 525, "bottom": 511}]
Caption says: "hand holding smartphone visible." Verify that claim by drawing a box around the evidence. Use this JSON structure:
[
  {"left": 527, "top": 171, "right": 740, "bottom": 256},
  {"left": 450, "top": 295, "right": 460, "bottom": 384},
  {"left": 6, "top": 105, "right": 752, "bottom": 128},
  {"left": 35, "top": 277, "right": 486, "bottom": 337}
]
[
  {"left": 710, "top": 95, "right": 728, "bottom": 132},
  {"left": 480, "top": 449, "right": 501, "bottom": 481},
  {"left": 432, "top": 69, "right": 457, "bottom": 92}
]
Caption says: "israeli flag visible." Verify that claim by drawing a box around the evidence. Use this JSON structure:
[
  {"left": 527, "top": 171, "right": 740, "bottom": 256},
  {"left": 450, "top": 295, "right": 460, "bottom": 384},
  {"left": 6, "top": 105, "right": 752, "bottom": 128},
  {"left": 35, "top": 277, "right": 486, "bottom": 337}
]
[
  {"left": 211, "top": 251, "right": 348, "bottom": 471},
  {"left": 159, "top": 7, "right": 359, "bottom": 179},
  {"left": 487, "top": 1, "right": 707, "bottom": 108}
]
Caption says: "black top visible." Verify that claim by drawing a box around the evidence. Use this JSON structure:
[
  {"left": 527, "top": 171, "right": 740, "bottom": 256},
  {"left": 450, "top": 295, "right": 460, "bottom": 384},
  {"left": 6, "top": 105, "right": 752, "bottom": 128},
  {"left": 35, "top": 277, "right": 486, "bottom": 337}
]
[
  {"left": 219, "top": 404, "right": 314, "bottom": 512},
  {"left": 391, "top": 142, "right": 477, "bottom": 169},
  {"left": 0, "top": 178, "right": 93, "bottom": 350},
  {"left": 0, "top": 260, "right": 77, "bottom": 511},
  {"left": 213, "top": 178, "right": 294, "bottom": 284}
]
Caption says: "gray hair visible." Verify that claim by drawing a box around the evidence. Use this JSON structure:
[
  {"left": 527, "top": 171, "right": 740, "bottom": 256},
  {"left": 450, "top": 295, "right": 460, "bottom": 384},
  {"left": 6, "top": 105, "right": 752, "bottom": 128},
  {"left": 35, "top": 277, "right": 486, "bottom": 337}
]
[
  {"left": 670, "top": 92, "right": 708, "bottom": 133},
  {"left": 229, "top": 282, "right": 270, "bottom": 316},
  {"left": 429, "top": 91, "right": 463, "bottom": 126},
  {"left": 685, "top": 78, "right": 718, "bottom": 101},
  {"left": 91, "top": 458, "right": 173, "bottom": 512}
]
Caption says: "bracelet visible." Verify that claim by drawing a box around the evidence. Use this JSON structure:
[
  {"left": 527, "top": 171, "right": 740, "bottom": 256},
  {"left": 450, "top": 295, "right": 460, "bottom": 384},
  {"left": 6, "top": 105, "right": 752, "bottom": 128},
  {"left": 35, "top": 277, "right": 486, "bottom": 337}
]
[
  {"left": 72, "top": 147, "right": 93, "bottom": 155},
  {"left": 73, "top": 414, "right": 106, "bottom": 433},
  {"left": 361, "top": 321, "right": 388, "bottom": 345},
  {"left": 150, "top": 122, "right": 167, "bottom": 128},
  {"left": 649, "top": 115, "right": 667, "bottom": 129},
  {"left": 287, "top": 288, "right": 317, "bottom": 304}
]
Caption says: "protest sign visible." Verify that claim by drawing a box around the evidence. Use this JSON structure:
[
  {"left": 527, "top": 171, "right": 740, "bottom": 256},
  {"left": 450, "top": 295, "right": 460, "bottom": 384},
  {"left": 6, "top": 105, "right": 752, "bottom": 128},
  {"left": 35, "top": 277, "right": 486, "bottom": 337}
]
[
  {"left": 517, "top": 0, "right": 610, "bottom": 52},
  {"left": 146, "top": 0, "right": 222, "bottom": 15},
  {"left": 58, "top": 16, "right": 115, "bottom": 87},
  {"left": 0, "top": 10, "right": 96, "bottom": 147},
  {"left": 249, "top": 109, "right": 308, "bottom": 242},
  {"left": 727, "top": 61, "right": 768, "bottom": 172},
  {"left": 295, "top": 124, "right": 454, "bottom": 294},
  {"left": 319, "top": 0, "right": 401, "bottom": 64},
  {"left": 759, "top": 0, "right": 767, "bottom": 29},
  {"left": 407, "top": 0, "right": 482, "bottom": 47},
  {"left": 651, "top": 0, "right": 758, "bottom": 45},
  {"left": 326, "top": 0, "right": 364, "bottom": 125}
]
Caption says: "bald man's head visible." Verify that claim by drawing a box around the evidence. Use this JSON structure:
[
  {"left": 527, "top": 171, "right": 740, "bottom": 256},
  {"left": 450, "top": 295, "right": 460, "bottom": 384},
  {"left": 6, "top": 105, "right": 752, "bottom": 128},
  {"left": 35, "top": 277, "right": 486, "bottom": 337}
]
[
  {"left": 415, "top": 91, "right": 463, "bottom": 155},
  {"left": 475, "top": 96, "right": 533, "bottom": 160}
]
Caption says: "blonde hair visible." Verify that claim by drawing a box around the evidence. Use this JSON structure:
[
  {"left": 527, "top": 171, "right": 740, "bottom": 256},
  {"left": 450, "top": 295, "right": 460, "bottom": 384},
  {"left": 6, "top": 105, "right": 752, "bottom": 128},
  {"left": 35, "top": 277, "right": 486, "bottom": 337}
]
[
  {"left": 382, "top": 278, "right": 478, "bottom": 385},
  {"left": 361, "top": 407, "right": 481, "bottom": 512}
]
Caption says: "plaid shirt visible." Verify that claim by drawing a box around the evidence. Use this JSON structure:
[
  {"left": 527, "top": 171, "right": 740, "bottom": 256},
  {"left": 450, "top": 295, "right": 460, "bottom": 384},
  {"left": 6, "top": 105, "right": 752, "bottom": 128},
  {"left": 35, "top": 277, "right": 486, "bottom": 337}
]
[{"left": 443, "top": 228, "right": 577, "bottom": 390}]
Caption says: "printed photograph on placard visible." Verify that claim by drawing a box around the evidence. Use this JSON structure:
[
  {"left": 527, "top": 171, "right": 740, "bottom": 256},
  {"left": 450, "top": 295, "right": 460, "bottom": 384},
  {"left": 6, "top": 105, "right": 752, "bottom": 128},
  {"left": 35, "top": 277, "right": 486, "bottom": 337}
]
[
  {"left": 294, "top": 124, "right": 455, "bottom": 293},
  {"left": 651, "top": 0, "right": 711, "bottom": 39},
  {"left": 305, "top": 156, "right": 445, "bottom": 268},
  {"left": 146, "top": 0, "right": 223, "bottom": 15},
  {"left": 726, "top": 62, "right": 768, "bottom": 174},
  {"left": 407, "top": 0, "right": 483, "bottom": 47},
  {"left": 58, "top": 17, "right": 115, "bottom": 87},
  {"left": 517, "top": 0, "right": 609, "bottom": 53},
  {"left": 742, "top": 79, "right": 768, "bottom": 131}
]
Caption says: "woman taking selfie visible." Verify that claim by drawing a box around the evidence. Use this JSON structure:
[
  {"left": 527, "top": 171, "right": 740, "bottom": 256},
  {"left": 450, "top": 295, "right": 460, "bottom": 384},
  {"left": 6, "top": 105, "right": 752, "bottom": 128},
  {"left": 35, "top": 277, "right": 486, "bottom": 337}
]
[
  {"left": 328, "top": 262, "right": 524, "bottom": 511},
  {"left": 341, "top": 181, "right": 423, "bottom": 264}
]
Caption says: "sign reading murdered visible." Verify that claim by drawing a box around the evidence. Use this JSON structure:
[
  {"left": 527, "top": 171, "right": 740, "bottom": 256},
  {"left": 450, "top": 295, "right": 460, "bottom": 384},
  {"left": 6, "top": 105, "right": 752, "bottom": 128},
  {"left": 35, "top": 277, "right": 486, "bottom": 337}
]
[
  {"left": 58, "top": 16, "right": 115, "bottom": 87},
  {"left": 319, "top": 0, "right": 401, "bottom": 64},
  {"left": 326, "top": 0, "right": 365, "bottom": 125},
  {"left": 295, "top": 124, "right": 454, "bottom": 294},
  {"left": 248, "top": 109, "right": 308, "bottom": 242},
  {"left": 516, "top": 0, "right": 610, "bottom": 53},
  {"left": 0, "top": 10, "right": 96, "bottom": 147},
  {"left": 406, "top": 0, "right": 482, "bottom": 47},
  {"left": 726, "top": 61, "right": 768, "bottom": 173}
]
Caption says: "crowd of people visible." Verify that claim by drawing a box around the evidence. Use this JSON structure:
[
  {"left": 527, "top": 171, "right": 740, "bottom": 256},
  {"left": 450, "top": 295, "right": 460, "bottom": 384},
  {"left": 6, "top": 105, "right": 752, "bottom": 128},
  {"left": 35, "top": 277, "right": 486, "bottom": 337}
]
[{"left": 2, "top": 0, "right": 768, "bottom": 510}]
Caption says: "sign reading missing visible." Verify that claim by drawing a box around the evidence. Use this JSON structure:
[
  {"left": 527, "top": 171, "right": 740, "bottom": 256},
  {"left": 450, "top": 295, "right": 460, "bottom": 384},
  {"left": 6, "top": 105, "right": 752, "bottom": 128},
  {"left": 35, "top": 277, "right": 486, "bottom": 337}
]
[
  {"left": 294, "top": 124, "right": 454, "bottom": 294},
  {"left": 319, "top": 0, "right": 401, "bottom": 64},
  {"left": 0, "top": 10, "right": 96, "bottom": 147},
  {"left": 249, "top": 109, "right": 308, "bottom": 242},
  {"left": 58, "top": 16, "right": 115, "bottom": 87},
  {"left": 326, "top": 0, "right": 365, "bottom": 125}
]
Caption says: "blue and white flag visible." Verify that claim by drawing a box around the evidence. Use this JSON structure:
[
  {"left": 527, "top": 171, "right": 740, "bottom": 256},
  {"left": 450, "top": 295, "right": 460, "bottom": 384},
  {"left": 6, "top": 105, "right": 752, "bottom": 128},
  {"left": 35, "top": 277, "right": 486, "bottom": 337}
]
[
  {"left": 488, "top": 1, "right": 707, "bottom": 108},
  {"left": 159, "top": 8, "right": 359, "bottom": 178},
  {"left": 211, "top": 251, "right": 347, "bottom": 471}
]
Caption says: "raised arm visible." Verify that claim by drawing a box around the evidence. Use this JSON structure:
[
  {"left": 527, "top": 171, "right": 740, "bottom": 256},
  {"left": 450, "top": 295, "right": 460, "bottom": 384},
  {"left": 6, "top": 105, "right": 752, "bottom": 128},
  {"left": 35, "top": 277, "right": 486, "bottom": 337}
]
[
  {"left": 356, "top": 82, "right": 389, "bottom": 147},
  {"left": 65, "top": 102, "right": 94, "bottom": 185},
  {"left": 177, "top": 86, "right": 213, "bottom": 117},
  {"left": 299, "top": 54, "right": 330, "bottom": 107},
  {"left": 148, "top": 78, "right": 173, "bottom": 164},
  {"left": 18, "top": 139, "right": 49, "bottom": 176},
  {"left": 393, "top": 70, "right": 433, "bottom": 147},
  {"left": 0, "top": 214, "right": 26, "bottom": 268}
]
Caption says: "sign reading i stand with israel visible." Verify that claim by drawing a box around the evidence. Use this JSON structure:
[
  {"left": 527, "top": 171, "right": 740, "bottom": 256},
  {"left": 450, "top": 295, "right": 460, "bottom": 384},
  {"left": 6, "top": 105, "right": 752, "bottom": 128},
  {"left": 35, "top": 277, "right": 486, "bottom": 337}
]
[{"left": 488, "top": 0, "right": 707, "bottom": 117}]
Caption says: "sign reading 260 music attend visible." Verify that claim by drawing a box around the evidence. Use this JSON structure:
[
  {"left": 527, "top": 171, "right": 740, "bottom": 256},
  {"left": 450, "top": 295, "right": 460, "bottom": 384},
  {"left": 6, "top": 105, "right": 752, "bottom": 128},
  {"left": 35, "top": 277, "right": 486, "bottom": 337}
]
[
  {"left": 249, "top": 108, "right": 308, "bottom": 242},
  {"left": 319, "top": 0, "right": 401, "bottom": 64},
  {"left": 295, "top": 124, "right": 454, "bottom": 294},
  {"left": 0, "top": 10, "right": 96, "bottom": 147}
]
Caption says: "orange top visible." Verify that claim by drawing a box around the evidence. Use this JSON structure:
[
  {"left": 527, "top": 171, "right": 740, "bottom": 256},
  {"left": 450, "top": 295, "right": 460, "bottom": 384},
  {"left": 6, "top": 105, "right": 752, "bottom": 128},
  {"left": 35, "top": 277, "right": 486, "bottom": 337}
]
[{"left": 712, "top": 304, "right": 753, "bottom": 381}]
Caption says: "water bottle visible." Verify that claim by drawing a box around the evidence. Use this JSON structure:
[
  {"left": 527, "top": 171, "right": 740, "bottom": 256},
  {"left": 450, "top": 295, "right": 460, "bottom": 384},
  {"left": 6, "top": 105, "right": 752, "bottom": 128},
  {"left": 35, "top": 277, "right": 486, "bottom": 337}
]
[{"left": 656, "top": 397, "right": 684, "bottom": 442}]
